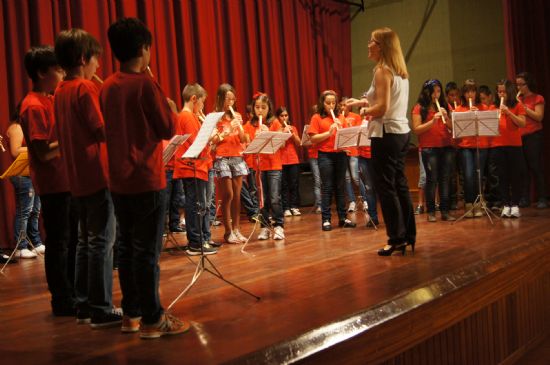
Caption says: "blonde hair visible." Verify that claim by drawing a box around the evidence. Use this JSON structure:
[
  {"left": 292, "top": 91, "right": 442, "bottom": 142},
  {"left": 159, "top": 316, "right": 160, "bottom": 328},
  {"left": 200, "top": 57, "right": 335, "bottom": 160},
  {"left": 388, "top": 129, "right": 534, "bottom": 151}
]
[
  {"left": 372, "top": 27, "right": 408, "bottom": 79},
  {"left": 182, "top": 83, "right": 207, "bottom": 102}
]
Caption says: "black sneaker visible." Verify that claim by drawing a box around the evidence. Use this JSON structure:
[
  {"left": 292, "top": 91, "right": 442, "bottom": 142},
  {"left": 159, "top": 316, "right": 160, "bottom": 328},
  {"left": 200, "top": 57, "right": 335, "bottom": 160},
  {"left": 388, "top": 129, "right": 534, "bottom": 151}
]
[
  {"left": 186, "top": 243, "right": 218, "bottom": 256},
  {"left": 322, "top": 220, "right": 332, "bottom": 231},
  {"left": 207, "top": 240, "right": 222, "bottom": 248},
  {"left": 338, "top": 219, "right": 356, "bottom": 228},
  {"left": 76, "top": 309, "right": 91, "bottom": 324},
  {"left": 90, "top": 311, "right": 123, "bottom": 329}
]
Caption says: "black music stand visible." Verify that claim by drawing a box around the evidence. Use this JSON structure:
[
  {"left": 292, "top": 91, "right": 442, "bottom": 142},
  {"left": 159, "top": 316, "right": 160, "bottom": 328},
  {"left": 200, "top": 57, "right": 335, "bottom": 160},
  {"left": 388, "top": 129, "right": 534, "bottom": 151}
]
[
  {"left": 167, "top": 112, "right": 260, "bottom": 310},
  {"left": 335, "top": 125, "right": 378, "bottom": 229},
  {"left": 452, "top": 109, "right": 500, "bottom": 224}
]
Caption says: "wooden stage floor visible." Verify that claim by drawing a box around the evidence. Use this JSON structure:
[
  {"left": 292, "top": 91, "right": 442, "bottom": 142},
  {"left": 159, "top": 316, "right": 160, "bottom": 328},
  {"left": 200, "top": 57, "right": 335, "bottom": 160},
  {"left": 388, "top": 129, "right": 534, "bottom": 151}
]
[{"left": 1, "top": 206, "right": 549, "bottom": 365}]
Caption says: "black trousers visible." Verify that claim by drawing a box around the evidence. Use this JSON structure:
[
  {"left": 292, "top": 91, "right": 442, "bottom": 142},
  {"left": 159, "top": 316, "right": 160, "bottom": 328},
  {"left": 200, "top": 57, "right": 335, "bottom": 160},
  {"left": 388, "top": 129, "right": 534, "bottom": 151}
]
[
  {"left": 371, "top": 133, "right": 416, "bottom": 245},
  {"left": 492, "top": 146, "right": 523, "bottom": 206},
  {"left": 521, "top": 130, "right": 547, "bottom": 202}
]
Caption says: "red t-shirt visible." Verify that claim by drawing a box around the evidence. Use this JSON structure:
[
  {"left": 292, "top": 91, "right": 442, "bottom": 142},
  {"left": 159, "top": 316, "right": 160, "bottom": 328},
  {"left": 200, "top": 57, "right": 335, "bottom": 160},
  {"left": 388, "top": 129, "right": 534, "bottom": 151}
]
[
  {"left": 215, "top": 114, "right": 244, "bottom": 157},
  {"left": 99, "top": 72, "right": 175, "bottom": 194},
  {"left": 308, "top": 146, "right": 318, "bottom": 159},
  {"left": 343, "top": 112, "right": 362, "bottom": 156},
  {"left": 19, "top": 92, "right": 69, "bottom": 195},
  {"left": 259, "top": 119, "right": 283, "bottom": 171},
  {"left": 454, "top": 104, "right": 490, "bottom": 149},
  {"left": 54, "top": 79, "right": 109, "bottom": 197},
  {"left": 308, "top": 113, "right": 345, "bottom": 153},
  {"left": 243, "top": 120, "right": 260, "bottom": 170},
  {"left": 519, "top": 94, "right": 544, "bottom": 136},
  {"left": 490, "top": 103, "right": 526, "bottom": 147},
  {"left": 280, "top": 124, "right": 300, "bottom": 165},
  {"left": 173, "top": 110, "right": 210, "bottom": 181},
  {"left": 412, "top": 104, "right": 452, "bottom": 148}
]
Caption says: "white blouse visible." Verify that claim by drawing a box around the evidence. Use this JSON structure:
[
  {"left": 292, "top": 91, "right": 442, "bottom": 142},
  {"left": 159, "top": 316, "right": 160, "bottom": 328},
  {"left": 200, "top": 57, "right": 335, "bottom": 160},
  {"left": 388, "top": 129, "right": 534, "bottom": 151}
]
[{"left": 364, "top": 67, "right": 410, "bottom": 137}]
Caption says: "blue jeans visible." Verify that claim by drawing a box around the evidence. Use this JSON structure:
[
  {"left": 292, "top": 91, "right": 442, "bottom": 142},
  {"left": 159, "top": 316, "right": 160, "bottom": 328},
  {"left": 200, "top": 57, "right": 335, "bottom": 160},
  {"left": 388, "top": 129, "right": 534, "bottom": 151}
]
[
  {"left": 309, "top": 158, "right": 321, "bottom": 208},
  {"left": 164, "top": 169, "right": 184, "bottom": 230},
  {"left": 241, "top": 167, "right": 259, "bottom": 218},
  {"left": 260, "top": 170, "right": 283, "bottom": 227},
  {"left": 9, "top": 176, "right": 42, "bottom": 249},
  {"left": 181, "top": 178, "right": 210, "bottom": 245},
  {"left": 358, "top": 157, "right": 378, "bottom": 220},
  {"left": 40, "top": 192, "right": 75, "bottom": 311},
  {"left": 318, "top": 151, "right": 347, "bottom": 222},
  {"left": 345, "top": 156, "right": 367, "bottom": 203},
  {"left": 112, "top": 190, "right": 166, "bottom": 324},
  {"left": 421, "top": 147, "right": 455, "bottom": 213},
  {"left": 74, "top": 188, "right": 116, "bottom": 317},
  {"left": 459, "top": 148, "right": 488, "bottom": 204}
]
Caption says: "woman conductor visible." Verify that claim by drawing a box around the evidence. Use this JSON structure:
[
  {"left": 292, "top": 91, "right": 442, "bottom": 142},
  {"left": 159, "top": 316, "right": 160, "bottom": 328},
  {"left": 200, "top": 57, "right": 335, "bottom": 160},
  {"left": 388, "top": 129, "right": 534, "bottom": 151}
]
[{"left": 346, "top": 27, "right": 416, "bottom": 256}]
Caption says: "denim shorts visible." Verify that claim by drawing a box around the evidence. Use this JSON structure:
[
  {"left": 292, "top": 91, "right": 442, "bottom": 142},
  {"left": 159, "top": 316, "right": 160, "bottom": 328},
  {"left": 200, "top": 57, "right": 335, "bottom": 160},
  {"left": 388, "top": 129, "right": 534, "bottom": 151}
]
[{"left": 214, "top": 156, "right": 248, "bottom": 178}]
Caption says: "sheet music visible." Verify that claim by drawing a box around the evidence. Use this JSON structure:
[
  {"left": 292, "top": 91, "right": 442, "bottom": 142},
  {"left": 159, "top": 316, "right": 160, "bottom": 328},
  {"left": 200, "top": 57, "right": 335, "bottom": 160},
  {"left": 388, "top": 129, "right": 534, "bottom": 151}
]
[
  {"left": 301, "top": 125, "right": 312, "bottom": 146},
  {"left": 182, "top": 111, "right": 225, "bottom": 159},
  {"left": 163, "top": 134, "right": 190, "bottom": 165},
  {"left": 335, "top": 126, "right": 371, "bottom": 149},
  {"left": 452, "top": 110, "right": 499, "bottom": 138},
  {"left": 243, "top": 131, "right": 292, "bottom": 154}
]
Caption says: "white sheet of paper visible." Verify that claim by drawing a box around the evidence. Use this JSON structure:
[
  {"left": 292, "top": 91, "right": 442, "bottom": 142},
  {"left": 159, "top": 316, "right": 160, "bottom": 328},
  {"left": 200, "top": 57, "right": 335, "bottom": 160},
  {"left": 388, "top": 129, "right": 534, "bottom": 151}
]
[
  {"left": 243, "top": 131, "right": 292, "bottom": 154},
  {"left": 335, "top": 126, "right": 371, "bottom": 149},
  {"left": 163, "top": 134, "right": 190, "bottom": 165},
  {"left": 301, "top": 125, "right": 312, "bottom": 146},
  {"left": 182, "top": 112, "right": 225, "bottom": 159}
]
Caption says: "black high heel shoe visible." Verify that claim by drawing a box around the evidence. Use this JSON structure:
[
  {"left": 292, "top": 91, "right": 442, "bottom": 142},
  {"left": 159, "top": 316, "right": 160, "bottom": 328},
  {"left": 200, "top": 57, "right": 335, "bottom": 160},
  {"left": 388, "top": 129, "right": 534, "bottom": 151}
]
[{"left": 377, "top": 243, "right": 406, "bottom": 256}]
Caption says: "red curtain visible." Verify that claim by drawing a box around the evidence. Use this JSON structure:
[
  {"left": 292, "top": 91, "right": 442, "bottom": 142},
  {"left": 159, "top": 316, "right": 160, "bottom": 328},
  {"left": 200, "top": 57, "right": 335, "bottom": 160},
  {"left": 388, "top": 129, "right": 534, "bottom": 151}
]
[
  {"left": 502, "top": 0, "right": 550, "bottom": 198},
  {"left": 0, "top": 0, "right": 351, "bottom": 248}
]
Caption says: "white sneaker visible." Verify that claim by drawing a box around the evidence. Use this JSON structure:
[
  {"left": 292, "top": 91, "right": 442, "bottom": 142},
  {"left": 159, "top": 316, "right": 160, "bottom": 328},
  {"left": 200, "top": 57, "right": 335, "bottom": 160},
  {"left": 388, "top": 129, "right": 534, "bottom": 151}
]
[
  {"left": 501, "top": 206, "right": 511, "bottom": 218},
  {"left": 510, "top": 206, "right": 521, "bottom": 218},
  {"left": 273, "top": 226, "right": 285, "bottom": 240},
  {"left": 16, "top": 248, "right": 38, "bottom": 259},
  {"left": 257, "top": 228, "right": 270, "bottom": 240},
  {"left": 33, "top": 245, "right": 46, "bottom": 254},
  {"left": 284, "top": 210, "right": 292, "bottom": 217},
  {"left": 233, "top": 229, "right": 247, "bottom": 243},
  {"left": 290, "top": 208, "right": 301, "bottom": 216},
  {"left": 315, "top": 207, "right": 322, "bottom": 214},
  {"left": 347, "top": 201, "right": 357, "bottom": 212}
]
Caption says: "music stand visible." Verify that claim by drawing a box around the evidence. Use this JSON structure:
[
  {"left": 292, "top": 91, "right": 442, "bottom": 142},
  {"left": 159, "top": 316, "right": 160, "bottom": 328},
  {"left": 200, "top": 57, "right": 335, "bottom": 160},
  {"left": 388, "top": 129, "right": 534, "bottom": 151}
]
[
  {"left": 242, "top": 131, "right": 292, "bottom": 252},
  {"left": 452, "top": 109, "right": 500, "bottom": 224},
  {"left": 167, "top": 112, "right": 259, "bottom": 310},
  {"left": 161, "top": 134, "right": 190, "bottom": 254},
  {"left": 335, "top": 126, "right": 377, "bottom": 229},
  {"left": 1, "top": 152, "right": 41, "bottom": 274}
]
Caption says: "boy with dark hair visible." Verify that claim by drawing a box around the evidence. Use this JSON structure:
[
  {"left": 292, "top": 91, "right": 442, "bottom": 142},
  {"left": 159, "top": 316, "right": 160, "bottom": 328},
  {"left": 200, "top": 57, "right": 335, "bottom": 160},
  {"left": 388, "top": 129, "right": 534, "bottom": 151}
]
[
  {"left": 54, "top": 28, "right": 121, "bottom": 328},
  {"left": 19, "top": 45, "right": 75, "bottom": 316},
  {"left": 101, "top": 17, "right": 188, "bottom": 339}
]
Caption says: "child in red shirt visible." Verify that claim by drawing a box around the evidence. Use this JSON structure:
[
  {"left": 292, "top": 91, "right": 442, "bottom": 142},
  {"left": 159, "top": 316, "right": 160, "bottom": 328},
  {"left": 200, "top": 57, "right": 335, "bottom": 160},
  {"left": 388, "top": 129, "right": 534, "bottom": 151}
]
[
  {"left": 308, "top": 90, "right": 356, "bottom": 231},
  {"left": 455, "top": 79, "right": 490, "bottom": 218},
  {"left": 491, "top": 80, "right": 526, "bottom": 217},
  {"left": 173, "top": 84, "right": 218, "bottom": 255},
  {"left": 251, "top": 94, "right": 285, "bottom": 240},
  {"left": 19, "top": 46, "right": 74, "bottom": 316},
  {"left": 101, "top": 17, "right": 186, "bottom": 339},
  {"left": 516, "top": 71, "right": 547, "bottom": 208},
  {"left": 210, "top": 84, "right": 248, "bottom": 244},
  {"left": 277, "top": 107, "right": 302, "bottom": 218},
  {"left": 411, "top": 79, "right": 454, "bottom": 222},
  {"left": 54, "top": 28, "right": 120, "bottom": 328}
]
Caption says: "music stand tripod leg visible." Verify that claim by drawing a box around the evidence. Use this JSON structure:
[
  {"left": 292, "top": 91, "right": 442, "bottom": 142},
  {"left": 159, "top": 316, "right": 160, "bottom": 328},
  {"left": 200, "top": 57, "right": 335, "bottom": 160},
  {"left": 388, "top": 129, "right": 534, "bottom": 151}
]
[
  {"left": 167, "top": 162, "right": 261, "bottom": 309},
  {"left": 1, "top": 231, "right": 31, "bottom": 275}
]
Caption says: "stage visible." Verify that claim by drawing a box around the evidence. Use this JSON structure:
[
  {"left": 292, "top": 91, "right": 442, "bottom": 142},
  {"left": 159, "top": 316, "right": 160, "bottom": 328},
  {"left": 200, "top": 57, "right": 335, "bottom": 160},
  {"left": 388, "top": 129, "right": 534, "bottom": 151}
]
[{"left": 0, "top": 205, "right": 548, "bottom": 365}]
